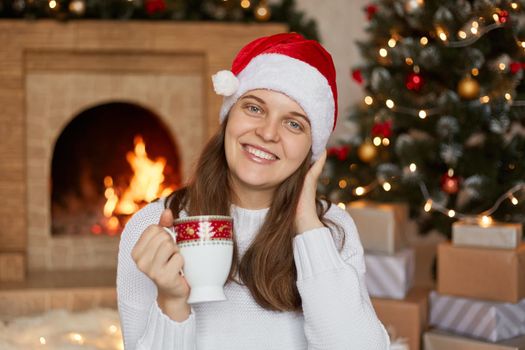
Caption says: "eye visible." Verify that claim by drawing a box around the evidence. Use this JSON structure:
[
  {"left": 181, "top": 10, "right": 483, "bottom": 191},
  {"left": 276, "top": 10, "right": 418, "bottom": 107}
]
[
  {"left": 285, "top": 119, "right": 304, "bottom": 132},
  {"left": 245, "top": 104, "right": 263, "bottom": 114}
]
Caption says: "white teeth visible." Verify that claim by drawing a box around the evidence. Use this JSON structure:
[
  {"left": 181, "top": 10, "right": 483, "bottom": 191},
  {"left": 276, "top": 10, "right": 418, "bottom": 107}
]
[{"left": 245, "top": 145, "right": 277, "bottom": 160}]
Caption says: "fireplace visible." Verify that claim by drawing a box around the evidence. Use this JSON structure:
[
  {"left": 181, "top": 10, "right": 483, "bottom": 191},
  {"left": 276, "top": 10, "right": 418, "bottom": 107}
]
[
  {"left": 0, "top": 21, "right": 286, "bottom": 284},
  {"left": 51, "top": 102, "right": 181, "bottom": 238}
]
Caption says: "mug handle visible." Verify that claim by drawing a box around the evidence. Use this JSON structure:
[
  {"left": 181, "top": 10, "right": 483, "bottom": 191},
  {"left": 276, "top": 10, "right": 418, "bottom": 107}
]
[
  {"left": 162, "top": 227, "right": 185, "bottom": 277},
  {"left": 163, "top": 227, "right": 177, "bottom": 242}
]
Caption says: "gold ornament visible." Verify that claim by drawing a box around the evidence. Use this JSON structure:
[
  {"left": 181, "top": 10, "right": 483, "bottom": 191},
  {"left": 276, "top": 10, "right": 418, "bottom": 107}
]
[
  {"left": 357, "top": 141, "right": 378, "bottom": 162},
  {"left": 254, "top": 0, "right": 271, "bottom": 21},
  {"left": 457, "top": 75, "right": 480, "bottom": 100}
]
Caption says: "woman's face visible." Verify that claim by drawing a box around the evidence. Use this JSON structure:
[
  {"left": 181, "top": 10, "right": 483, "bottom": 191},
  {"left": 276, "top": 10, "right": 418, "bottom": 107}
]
[{"left": 224, "top": 89, "right": 312, "bottom": 196}]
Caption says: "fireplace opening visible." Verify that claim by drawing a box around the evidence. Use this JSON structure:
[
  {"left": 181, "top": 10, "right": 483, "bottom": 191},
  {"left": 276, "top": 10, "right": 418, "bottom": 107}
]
[{"left": 51, "top": 102, "right": 181, "bottom": 237}]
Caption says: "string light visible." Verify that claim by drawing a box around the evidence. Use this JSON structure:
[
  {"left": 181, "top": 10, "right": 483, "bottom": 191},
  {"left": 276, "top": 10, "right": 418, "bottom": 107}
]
[
  {"left": 382, "top": 138, "right": 390, "bottom": 146},
  {"left": 339, "top": 179, "right": 348, "bottom": 189},
  {"left": 355, "top": 186, "right": 366, "bottom": 196},
  {"left": 348, "top": 178, "right": 524, "bottom": 222},
  {"left": 337, "top": 202, "right": 346, "bottom": 209},
  {"left": 382, "top": 182, "right": 392, "bottom": 191},
  {"left": 409, "top": 163, "right": 417, "bottom": 172},
  {"left": 418, "top": 110, "right": 427, "bottom": 119},
  {"left": 471, "top": 68, "right": 479, "bottom": 76},
  {"left": 458, "top": 30, "right": 467, "bottom": 39},
  {"left": 511, "top": 2, "right": 518, "bottom": 10},
  {"left": 388, "top": 38, "right": 397, "bottom": 48},
  {"left": 379, "top": 48, "right": 388, "bottom": 57},
  {"left": 480, "top": 95, "right": 490, "bottom": 103},
  {"left": 420, "top": 36, "right": 428, "bottom": 45},
  {"left": 373, "top": 137, "right": 382, "bottom": 146},
  {"left": 386, "top": 99, "right": 395, "bottom": 109},
  {"left": 40, "top": 337, "right": 46, "bottom": 345},
  {"left": 505, "top": 93, "right": 512, "bottom": 101},
  {"left": 479, "top": 215, "right": 493, "bottom": 227},
  {"left": 49, "top": 0, "right": 57, "bottom": 9},
  {"left": 499, "top": 62, "right": 506, "bottom": 71},
  {"left": 405, "top": 57, "right": 414, "bottom": 65},
  {"left": 240, "top": 0, "right": 251, "bottom": 9},
  {"left": 424, "top": 199, "right": 432, "bottom": 212},
  {"left": 68, "top": 333, "right": 84, "bottom": 345},
  {"left": 364, "top": 96, "right": 374, "bottom": 105}
]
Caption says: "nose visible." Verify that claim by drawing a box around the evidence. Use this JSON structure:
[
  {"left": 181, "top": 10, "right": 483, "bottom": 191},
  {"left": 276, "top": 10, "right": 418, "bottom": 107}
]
[{"left": 255, "top": 117, "right": 280, "bottom": 142}]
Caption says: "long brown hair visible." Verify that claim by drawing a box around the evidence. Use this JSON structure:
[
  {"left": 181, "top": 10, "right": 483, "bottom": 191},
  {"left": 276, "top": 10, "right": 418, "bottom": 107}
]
[{"left": 165, "top": 119, "right": 344, "bottom": 312}]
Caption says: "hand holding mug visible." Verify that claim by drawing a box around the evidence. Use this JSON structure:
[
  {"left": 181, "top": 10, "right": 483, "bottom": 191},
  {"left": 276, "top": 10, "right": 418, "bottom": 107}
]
[{"left": 131, "top": 209, "right": 190, "bottom": 302}]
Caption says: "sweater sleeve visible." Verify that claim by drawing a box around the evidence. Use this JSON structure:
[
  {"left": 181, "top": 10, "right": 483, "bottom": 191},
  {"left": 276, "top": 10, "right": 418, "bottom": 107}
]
[
  {"left": 293, "top": 202, "right": 390, "bottom": 350},
  {"left": 116, "top": 200, "right": 197, "bottom": 350}
]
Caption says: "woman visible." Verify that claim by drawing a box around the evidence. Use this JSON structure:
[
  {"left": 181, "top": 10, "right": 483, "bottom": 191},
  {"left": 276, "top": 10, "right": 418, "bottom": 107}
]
[{"left": 117, "top": 32, "right": 390, "bottom": 349}]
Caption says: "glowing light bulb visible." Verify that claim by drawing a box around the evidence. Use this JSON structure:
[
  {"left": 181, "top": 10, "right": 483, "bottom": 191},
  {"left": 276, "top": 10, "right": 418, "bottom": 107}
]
[
  {"left": 511, "top": 2, "right": 518, "bottom": 9},
  {"left": 505, "top": 93, "right": 512, "bottom": 101},
  {"left": 420, "top": 36, "right": 428, "bottom": 45},
  {"left": 388, "top": 38, "right": 397, "bottom": 48},
  {"left": 424, "top": 199, "right": 432, "bottom": 212},
  {"left": 339, "top": 179, "right": 348, "bottom": 189},
  {"left": 458, "top": 30, "right": 467, "bottom": 39},
  {"left": 355, "top": 187, "right": 365, "bottom": 196},
  {"left": 448, "top": 168, "right": 454, "bottom": 176},
  {"left": 480, "top": 95, "right": 490, "bottom": 103},
  {"left": 405, "top": 57, "right": 414, "bottom": 65},
  {"left": 510, "top": 195, "right": 519, "bottom": 205},
  {"left": 337, "top": 202, "right": 346, "bottom": 210},
  {"left": 49, "top": 0, "right": 57, "bottom": 8},
  {"left": 471, "top": 68, "right": 479, "bottom": 76},
  {"left": 382, "top": 138, "right": 390, "bottom": 146},
  {"left": 240, "top": 0, "right": 251, "bottom": 8},
  {"left": 386, "top": 99, "right": 395, "bottom": 109},
  {"left": 418, "top": 110, "right": 427, "bottom": 119},
  {"left": 448, "top": 209, "right": 456, "bottom": 218},
  {"left": 409, "top": 163, "right": 417, "bottom": 172},
  {"left": 379, "top": 48, "right": 388, "bottom": 57},
  {"left": 499, "top": 62, "right": 506, "bottom": 71},
  {"left": 383, "top": 182, "right": 392, "bottom": 191},
  {"left": 40, "top": 337, "right": 46, "bottom": 345},
  {"left": 480, "top": 215, "right": 493, "bottom": 227},
  {"left": 364, "top": 96, "right": 374, "bottom": 105},
  {"left": 373, "top": 137, "right": 382, "bottom": 146}
]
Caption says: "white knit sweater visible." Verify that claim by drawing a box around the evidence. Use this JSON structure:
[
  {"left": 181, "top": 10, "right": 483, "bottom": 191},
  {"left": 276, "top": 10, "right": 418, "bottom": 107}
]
[{"left": 117, "top": 199, "right": 390, "bottom": 349}]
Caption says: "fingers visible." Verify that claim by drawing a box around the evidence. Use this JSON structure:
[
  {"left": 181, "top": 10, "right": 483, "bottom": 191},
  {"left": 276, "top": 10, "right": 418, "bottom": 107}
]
[
  {"left": 308, "top": 149, "right": 327, "bottom": 180},
  {"left": 159, "top": 208, "right": 174, "bottom": 227}
]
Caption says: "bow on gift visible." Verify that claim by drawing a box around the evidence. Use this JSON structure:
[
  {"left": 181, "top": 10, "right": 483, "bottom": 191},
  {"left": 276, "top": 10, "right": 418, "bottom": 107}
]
[{"left": 371, "top": 120, "right": 393, "bottom": 138}]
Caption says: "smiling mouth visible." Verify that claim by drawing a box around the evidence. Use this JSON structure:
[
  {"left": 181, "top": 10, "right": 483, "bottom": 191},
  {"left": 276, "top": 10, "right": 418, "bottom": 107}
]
[{"left": 242, "top": 144, "right": 279, "bottom": 161}]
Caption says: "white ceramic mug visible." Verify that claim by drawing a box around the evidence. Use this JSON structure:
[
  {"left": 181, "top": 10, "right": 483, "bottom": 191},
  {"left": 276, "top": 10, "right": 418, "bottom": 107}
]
[{"left": 164, "top": 215, "right": 233, "bottom": 304}]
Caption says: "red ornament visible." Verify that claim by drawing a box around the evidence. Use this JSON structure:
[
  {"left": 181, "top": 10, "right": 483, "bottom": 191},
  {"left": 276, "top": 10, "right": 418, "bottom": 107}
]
[
  {"left": 371, "top": 120, "right": 392, "bottom": 138},
  {"left": 145, "top": 0, "right": 167, "bottom": 15},
  {"left": 351, "top": 69, "right": 364, "bottom": 85},
  {"left": 440, "top": 173, "right": 461, "bottom": 194},
  {"left": 498, "top": 9, "right": 509, "bottom": 24},
  {"left": 406, "top": 72, "right": 424, "bottom": 91},
  {"left": 510, "top": 62, "right": 525, "bottom": 74},
  {"left": 328, "top": 145, "right": 351, "bottom": 161},
  {"left": 365, "top": 4, "right": 378, "bottom": 20}
]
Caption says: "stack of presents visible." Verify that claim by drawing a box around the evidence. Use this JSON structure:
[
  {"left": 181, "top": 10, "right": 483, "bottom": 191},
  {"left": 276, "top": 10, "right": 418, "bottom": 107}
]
[{"left": 347, "top": 201, "right": 525, "bottom": 350}]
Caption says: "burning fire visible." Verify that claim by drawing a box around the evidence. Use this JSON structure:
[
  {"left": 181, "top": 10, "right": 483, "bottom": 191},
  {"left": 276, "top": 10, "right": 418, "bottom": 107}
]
[{"left": 92, "top": 135, "right": 176, "bottom": 235}]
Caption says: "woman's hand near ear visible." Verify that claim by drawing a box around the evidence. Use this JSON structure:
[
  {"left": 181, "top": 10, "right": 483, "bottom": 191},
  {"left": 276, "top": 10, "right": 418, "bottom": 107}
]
[{"left": 295, "top": 150, "right": 327, "bottom": 234}]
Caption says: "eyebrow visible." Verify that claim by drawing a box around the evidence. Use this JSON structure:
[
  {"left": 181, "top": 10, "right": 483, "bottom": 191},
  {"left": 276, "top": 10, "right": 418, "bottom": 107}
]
[{"left": 240, "top": 94, "right": 311, "bottom": 125}]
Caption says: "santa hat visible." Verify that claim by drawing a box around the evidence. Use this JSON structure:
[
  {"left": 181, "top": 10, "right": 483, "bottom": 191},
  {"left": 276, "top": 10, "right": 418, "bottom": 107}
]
[{"left": 211, "top": 32, "right": 338, "bottom": 162}]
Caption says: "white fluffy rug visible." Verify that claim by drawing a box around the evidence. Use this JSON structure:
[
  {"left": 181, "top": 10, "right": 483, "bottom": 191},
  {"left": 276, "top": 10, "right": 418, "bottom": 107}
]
[{"left": 0, "top": 308, "right": 123, "bottom": 350}]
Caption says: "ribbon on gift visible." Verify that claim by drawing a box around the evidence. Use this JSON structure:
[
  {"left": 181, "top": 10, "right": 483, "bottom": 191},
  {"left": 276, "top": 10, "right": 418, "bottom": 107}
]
[
  {"left": 429, "top": 291, "right": 525, "bottom": 342},
  {"left": 365, "top": 248, "right": 415, "bottom": 300}
]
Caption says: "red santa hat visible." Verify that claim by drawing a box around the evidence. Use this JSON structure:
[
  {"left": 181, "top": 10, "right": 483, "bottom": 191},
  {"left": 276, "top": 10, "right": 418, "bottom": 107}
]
[{"left": 211, "top": 32, "right": 338, "bottom": 161}]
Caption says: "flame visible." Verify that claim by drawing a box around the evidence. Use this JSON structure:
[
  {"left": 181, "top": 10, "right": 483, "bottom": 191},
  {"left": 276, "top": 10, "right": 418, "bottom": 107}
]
[{"left": 99, "top": 135, "right": 176, "bottom": 235}]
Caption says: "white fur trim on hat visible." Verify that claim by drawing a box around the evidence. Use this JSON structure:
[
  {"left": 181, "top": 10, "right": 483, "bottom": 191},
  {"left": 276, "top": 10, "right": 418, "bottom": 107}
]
[{"left": 216, "top": 53, "right": 335, "bottom": 162}]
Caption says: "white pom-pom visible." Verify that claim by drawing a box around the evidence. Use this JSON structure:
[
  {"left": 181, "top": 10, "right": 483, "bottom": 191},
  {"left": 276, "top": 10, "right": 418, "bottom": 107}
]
[{"left": 212, "top": 70, "right": 239, "bottom": 96}]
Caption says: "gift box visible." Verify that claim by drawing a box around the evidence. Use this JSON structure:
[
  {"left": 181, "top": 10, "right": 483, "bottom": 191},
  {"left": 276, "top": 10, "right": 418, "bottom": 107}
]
[
  {"left": 346, "top": 201, "right": 408, "bottom": 254},
  {"left": 365, "top": 248, "right": 415, "bottom": 299},
  {"left": 371, "top": 287, "right": 429, "bottom": 350},
  {"left": 452, "top": 221, "right": 523, "bottom": 249},
  {"left": 424, "top": 330, "right": 525, "bottom": 350},
  {"left": 429, "top": 291, "right": 525, "bottom": 342},
  {"left": 438, "top": 242, "right": 525, "bottom": 303}
]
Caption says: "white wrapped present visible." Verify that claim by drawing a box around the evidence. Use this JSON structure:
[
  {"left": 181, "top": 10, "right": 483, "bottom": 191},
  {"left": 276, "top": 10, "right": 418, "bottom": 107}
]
[
  {"left": 365, "top": 248, "right": 415, "bottom": 299},
  {"left": 429, "top": 291, "right": 525, "bottom": 342}
]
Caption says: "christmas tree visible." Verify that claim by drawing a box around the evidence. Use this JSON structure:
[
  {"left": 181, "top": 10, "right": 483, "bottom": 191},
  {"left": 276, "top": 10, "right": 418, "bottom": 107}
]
[{"left": 322, "top": 0, "right": 525, "bottom": 236}]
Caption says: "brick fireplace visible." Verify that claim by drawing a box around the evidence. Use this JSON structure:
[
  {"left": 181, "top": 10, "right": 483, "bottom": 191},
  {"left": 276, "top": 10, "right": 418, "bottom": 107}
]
[{"left": 0, "top": 20, "right": 285, "bottom": 289}]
